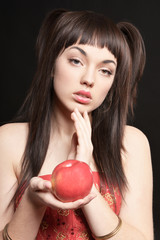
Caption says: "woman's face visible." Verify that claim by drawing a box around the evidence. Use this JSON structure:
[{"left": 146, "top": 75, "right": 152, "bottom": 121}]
[{"left": 53, "top": 44, "right": 117, "bottom": 114}]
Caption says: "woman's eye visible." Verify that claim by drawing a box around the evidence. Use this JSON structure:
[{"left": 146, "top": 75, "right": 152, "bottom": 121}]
[
  {"left": 100, "top": 69, "right": 112, "bottom": 76},
  {"left": 69, "top": 58, "right": 81, "bottom": 66}
]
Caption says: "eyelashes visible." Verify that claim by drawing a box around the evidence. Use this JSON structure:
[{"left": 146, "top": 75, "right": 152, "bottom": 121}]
[
  {"left": 68, "top": 58, "right": 82, "bottom": 66},
  {"left": 68, "top": 58, "right": 114, "bottom": 77},
  {"left": 99, "top": 69, "right": 113, "bottom": 76}
]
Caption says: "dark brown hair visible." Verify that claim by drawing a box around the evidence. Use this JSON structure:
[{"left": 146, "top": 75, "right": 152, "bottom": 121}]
[{"left": 13, "top": 9, "right": 146, "bottom": 200}]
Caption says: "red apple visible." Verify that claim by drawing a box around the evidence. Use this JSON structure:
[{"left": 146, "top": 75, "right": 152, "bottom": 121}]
[{"left": 51, "top": 160, "right": 93, "bottom": 202}]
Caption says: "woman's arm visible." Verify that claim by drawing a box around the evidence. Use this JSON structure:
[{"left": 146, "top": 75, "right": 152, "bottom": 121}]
[
  {"left": 0, "top": 123, "right": 46, "bottom": 239},
  {"left": 0, "top": 123, "right": 24, "bottom": 230},
  {"left": 82, "top": 126, "right": 153, "bottom": 240}
]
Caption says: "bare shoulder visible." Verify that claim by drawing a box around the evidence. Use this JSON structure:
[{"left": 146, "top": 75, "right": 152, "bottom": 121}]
[
  {"left": 0, "top": 122, "right": 28, "bottom": 150},
  {"left": 122, "top": 125, "right": 152, "bottom": 194},
  {"left": 120, "top": 127, "right": 153, "bottom": 239},
  {"left": 123, "top": 125, "right": 151, "bottom": 161},
  {"left": 124, "top": 125, "right": 149, "bottom": 146},
  {"left": 0, "top": 124, "right": 29, "bottom": 227},
  {"left": 122, "top": 125, "right": 153, "bottom": 205},
  {"left": 0, "top": 123, "right": 28, "bottom": 176},
  {"left": 0, "top": 122, "right": 28, "bottom": 137}
]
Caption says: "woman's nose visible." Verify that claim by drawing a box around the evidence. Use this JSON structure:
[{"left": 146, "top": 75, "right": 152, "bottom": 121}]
[{"left": 80, "top": 68, "right": 95, "bottom": 87}]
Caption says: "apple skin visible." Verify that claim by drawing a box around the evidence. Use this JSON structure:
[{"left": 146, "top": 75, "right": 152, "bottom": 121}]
[{"left": 51, "top": 160, "right": 93, "bottom": 202}]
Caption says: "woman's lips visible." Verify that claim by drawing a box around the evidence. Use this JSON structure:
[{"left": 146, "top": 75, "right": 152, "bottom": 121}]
[{"left": 73, "top": 90, "right": 92, "bottom": 104}]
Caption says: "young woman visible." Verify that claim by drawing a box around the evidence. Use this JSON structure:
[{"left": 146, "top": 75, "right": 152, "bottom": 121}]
[{"left": 0, "top": 9, "right": 153, "bottom": 240}]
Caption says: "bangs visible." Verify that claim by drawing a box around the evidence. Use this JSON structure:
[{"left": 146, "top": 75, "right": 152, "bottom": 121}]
[{"left": 57, "top": 11, "right": 125, "bottom": 59}]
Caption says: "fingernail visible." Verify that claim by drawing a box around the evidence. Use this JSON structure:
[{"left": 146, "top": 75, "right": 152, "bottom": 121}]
[
  {"left": 71, "top": 112, "right": 76, "bottom": 118},
  {"left": 71, "top": 112, "right": 74, "bottom": 118}
]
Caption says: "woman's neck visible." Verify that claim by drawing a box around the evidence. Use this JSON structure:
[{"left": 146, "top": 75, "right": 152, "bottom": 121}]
[{"left": 51, "top": 105, "right": 75, "bottom": 140}]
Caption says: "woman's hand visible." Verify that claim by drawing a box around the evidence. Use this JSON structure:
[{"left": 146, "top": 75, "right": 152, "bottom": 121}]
[
  {"left": 68, "top": 108, "right": 93, "bottom": 166},
  {"left": 27, "top": 176, "right": 96, "bottom": 210}
]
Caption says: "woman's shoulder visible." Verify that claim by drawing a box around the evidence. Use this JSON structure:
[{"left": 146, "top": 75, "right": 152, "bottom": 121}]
[
  {"left": 123, "top": 125, "right": 151, "bottom": 166},
  {"left": 0, "top": 123, "right": 29, "bottom": 175},
  {"left": 0, "top": 122, "right": 28, "bottom": 142},
  {"left": 124, "top": 125, "right": 149, "bottom": 147},
  {"left": 0, "top": 122, "right": 28, "bottom": 155}
]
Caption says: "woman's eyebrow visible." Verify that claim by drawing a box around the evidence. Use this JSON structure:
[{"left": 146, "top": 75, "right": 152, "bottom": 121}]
[
  {"left": 69, "top": 46, "right": 117, "bottom": 66},
  {"left": 69, "top": 46, "right": 87, "bottom": 56},
  {"left": 102, "top": 60, "right": 117, "bottom": 66}
]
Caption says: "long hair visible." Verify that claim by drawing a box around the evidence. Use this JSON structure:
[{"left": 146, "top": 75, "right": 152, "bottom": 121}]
[{"left": 13, "top": 9, "right": 146, "bottom": 200}]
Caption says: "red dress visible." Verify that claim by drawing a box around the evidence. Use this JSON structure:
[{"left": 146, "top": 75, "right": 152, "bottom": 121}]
[{"left": 35, "top": 172, "right": 122, "bottom": 240}]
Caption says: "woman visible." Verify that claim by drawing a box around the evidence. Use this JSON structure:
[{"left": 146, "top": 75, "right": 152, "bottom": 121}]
[{"left": 0, "top": 9, "right": 153, "bottom": 240}]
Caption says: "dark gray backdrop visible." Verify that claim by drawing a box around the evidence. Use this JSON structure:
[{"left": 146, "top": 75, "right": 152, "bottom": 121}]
[{"left": 1, "top": 1, "right": 160, "bottom": 239}]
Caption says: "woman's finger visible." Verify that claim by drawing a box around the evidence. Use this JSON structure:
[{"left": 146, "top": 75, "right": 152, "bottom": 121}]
[
  {"left": 71, "top": 109, "right": 93, "bottom": 162},
  {"left": 49, "top": 192, "right": 96, "bottom": 210},
  {"left": 74, "top": 108, "right": 91, "bottom": 137},
  {"left": 30, "top": 177, "right": 52, "bottom": 192},
  {"left": 71, "top": 110, "right": 89, "bottom": 146},
  {"left": 83, "top": 110, "right": 92, "bottom": 136}
]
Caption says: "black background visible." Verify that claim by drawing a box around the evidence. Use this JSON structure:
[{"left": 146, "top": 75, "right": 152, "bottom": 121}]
[{"left": 1, "top": 1, "right": 160, "bottom": 239}]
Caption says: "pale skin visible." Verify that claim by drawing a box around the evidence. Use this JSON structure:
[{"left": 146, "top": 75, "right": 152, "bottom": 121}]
[{"left": 0, "top": 44, "right": 153, "bottom": 240}]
